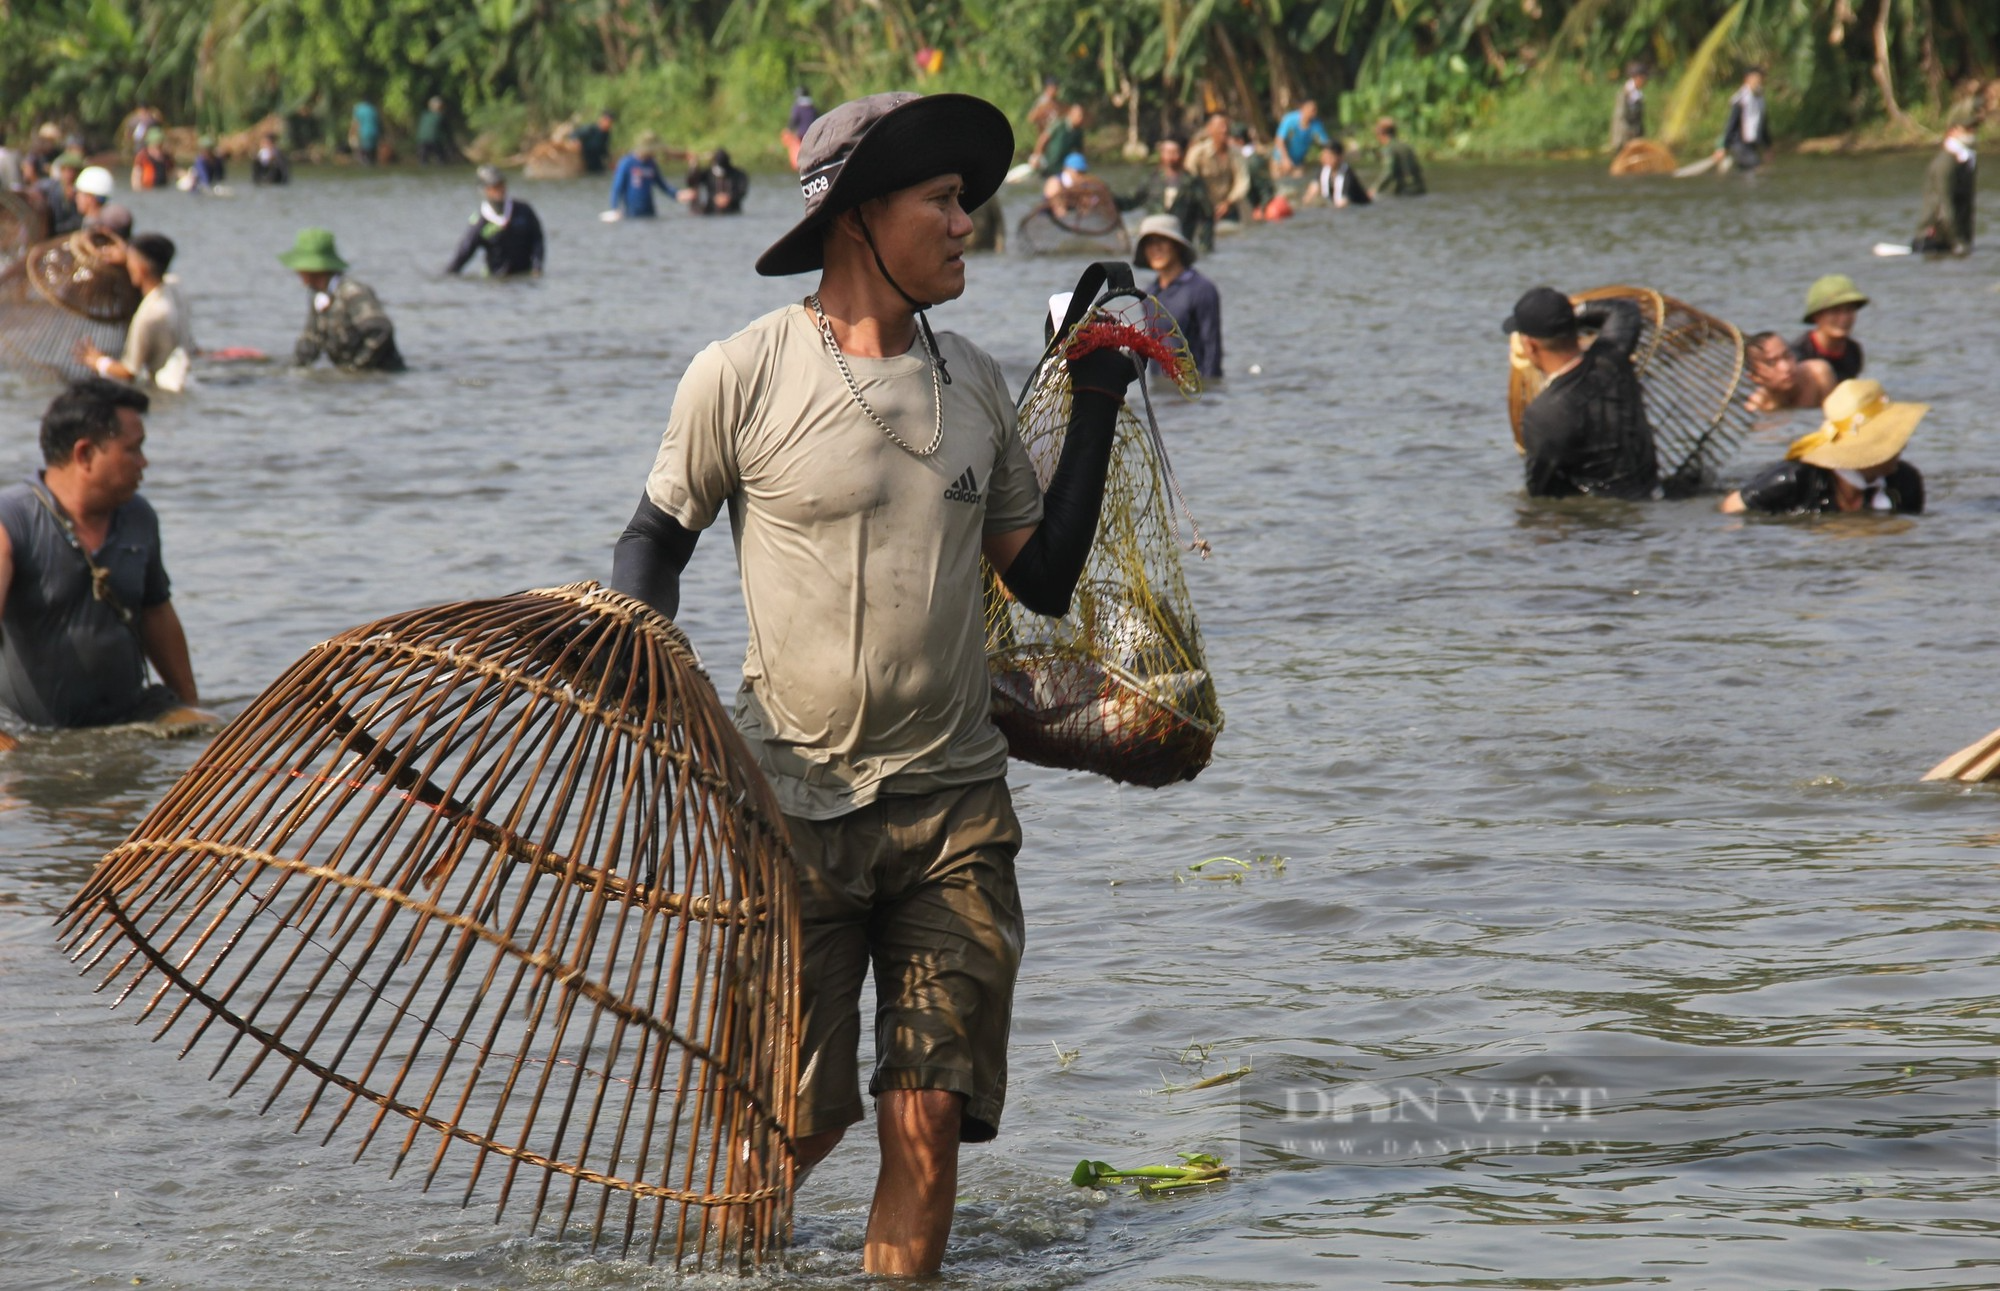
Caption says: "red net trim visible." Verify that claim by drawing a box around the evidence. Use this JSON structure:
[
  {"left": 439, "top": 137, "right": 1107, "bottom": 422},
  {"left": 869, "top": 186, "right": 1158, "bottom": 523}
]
[{"left": 1063, "top": 318, "right": 1195, "bottom": 387}]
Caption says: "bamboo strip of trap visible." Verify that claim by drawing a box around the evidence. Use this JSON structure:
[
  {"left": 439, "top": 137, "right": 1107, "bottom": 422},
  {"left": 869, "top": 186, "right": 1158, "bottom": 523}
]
[{"left": 60, "top": 582, "right": 800, "bottom": 1269}]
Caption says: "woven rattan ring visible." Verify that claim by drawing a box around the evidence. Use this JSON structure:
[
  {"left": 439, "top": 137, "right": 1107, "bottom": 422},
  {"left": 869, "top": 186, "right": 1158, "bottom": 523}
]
[{"left": 60, "top": 581, "right": 801, "bottom": 1269}]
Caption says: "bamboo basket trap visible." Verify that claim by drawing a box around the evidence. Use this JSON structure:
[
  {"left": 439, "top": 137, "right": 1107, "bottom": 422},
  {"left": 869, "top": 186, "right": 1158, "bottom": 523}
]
[
  {"left": 984, "top": 262, "right": 1221, "bottom": 787},
  {"left": 0, "top": 227, "right": 140, "bottom": 382},
  {"left": 1508, "top": 284, "right": 1752, "bottom": 487},
  {"left": 59, "top": 582, "right": 802, "bottom": 1268},
  {"left": 1014, "top": 178, "right": 1132, "bottom": 257}
]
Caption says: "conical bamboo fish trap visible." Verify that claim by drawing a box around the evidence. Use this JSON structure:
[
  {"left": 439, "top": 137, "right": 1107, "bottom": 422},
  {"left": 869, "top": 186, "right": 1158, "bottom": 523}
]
[
  {"left": 1610, "top": 139, "right": 1678, "bottom": 176},
  {"left": 0, "top": 228, "right": 139, "bottom": 381},
  {"left": 1508, "top": 284, "right": 1751, "bottom": 487},
  {"left": 0, "top": 189, "right": 37, "bottom": 277},
  {"left": 59, "top": 582, "right": 801, "bottom": 1268}
]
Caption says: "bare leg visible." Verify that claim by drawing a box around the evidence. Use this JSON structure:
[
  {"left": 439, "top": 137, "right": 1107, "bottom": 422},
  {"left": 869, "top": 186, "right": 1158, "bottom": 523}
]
[
  {"left": 793, "top": 1126, "right": 845, "bottom": 1187},
  {"left": 864, "top": 1089, "right": 964, "bottom": 1277}
]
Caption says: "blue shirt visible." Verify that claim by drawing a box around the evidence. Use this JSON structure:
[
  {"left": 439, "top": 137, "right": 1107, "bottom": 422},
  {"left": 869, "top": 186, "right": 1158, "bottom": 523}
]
[
  {"left": 352, "top": 101, "right": 381, "bottom": 143},
  {"left": 609, "top": 154, "right": 677, "bottom": 217},
  {"left": 1147, "top": 267, "right": 1223, "bottom": 380},
  {"left": 1275, "top": 111, "right": 1330, "bottom": 167}
]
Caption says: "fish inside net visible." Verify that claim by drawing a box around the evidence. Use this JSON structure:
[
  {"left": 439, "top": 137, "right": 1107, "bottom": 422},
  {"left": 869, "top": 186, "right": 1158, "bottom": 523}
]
[
  {"left": 0, "top": 228, "right": 139, "bottom": 382},
  {"left": 983, "top": 266, "right": 1222, "bottom": 787},
  {"left": 1508, "top": 284, "right": 1751, "bottom": 487}
]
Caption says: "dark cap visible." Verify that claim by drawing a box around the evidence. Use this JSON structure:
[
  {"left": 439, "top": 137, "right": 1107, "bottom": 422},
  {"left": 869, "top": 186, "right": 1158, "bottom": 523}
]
[
  {"left": 475, "top": 163, "right": 504, "bottom": 187},
  {"left": 1502, "top": 286, "right": 1578, "bottom": 339},
  {"left": 755, "top": 92, "right": 1014, "bottom": 277}
]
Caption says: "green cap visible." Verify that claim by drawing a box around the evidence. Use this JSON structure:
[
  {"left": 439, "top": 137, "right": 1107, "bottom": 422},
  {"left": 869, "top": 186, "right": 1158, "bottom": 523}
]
[
  {"left": 54, "top": 151, "right": 85, "bottom": 170},
  {"left": 197, "top": 135, "right": 216, "bottom": 150},
  {"left": 146, "top": 126, "right": 164, "bottom": 145},
  {"left": 1802, "top": 273, "right": 1868, "bottom": 323},
  {"left": 277, "top": 227, "right": 350, "bottom": 273}
]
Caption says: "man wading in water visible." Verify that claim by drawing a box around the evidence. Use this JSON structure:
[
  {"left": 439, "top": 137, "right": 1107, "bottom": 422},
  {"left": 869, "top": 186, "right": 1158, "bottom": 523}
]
[
  {"left": 609, "top": 92, "right": 1137, "bottom": 1275},
  {"left": 1506, "top": 286, "right": 1663, "bottom": 499}
]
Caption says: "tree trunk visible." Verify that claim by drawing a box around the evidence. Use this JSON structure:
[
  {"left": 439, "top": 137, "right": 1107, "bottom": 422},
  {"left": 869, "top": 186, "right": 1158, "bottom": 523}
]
[
  {"left": 1210, "top": 24, "right": 1268, "bottom": 136},
  {"left": 1871, "top": 0, "right": 1913, "bottom": 127}
]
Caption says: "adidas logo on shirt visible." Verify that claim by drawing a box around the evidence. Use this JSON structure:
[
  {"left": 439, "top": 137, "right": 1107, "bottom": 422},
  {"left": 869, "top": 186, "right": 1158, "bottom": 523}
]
[{"left": 942, "top": 468, "right": 982, "bottom": 504}]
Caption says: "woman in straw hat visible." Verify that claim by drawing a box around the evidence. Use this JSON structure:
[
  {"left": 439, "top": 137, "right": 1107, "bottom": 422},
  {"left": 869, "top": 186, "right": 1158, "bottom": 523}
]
[{"left": 1720, "top": 379, "right": 1926, "bottom": 514}]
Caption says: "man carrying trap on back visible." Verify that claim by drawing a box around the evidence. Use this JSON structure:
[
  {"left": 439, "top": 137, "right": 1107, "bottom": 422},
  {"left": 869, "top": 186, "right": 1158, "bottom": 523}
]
[{"left": 610, "top": 92, "right": 1145, "bottom": 1276}]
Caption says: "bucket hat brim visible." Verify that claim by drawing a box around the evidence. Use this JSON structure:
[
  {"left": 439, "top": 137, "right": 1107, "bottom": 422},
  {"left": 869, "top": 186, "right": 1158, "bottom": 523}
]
[
  {"left": 1132, "top": 217, "right": 1197, "bottom": 267},
  {"left": 756, "top": 93, "right": 1015, "bottom": 278},
  {"left": 277, "top": 234, "right": 350, "bottom": 274}
]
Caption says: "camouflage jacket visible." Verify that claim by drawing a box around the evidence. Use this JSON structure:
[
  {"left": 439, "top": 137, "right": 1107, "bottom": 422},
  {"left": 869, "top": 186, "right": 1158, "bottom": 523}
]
[{"left": 294, "top": 278, "right": 404, "bottom": 372}]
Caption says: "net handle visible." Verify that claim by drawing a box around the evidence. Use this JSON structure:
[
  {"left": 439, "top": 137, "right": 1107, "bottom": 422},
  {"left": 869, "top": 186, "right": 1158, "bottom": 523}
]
[{"left": 1016, "top": 260, "right": 1143, "bottom": 408}]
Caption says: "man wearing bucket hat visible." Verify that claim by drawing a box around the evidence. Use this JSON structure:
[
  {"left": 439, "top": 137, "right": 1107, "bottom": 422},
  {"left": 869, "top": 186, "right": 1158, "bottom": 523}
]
[
  {"left": 446, "top": 165, "right": 544, "bottom": 277},
  {"left": 1135, "top": 214, "right": 1222, "bottom": 379},
  {"left": 1506, "top": 286, "right": 1661, "bottom": 499},
  {"left": 610, "top": 91, "right": 1140, "bottom": 1276},
  {"left": 41, "top": 152, "right": 86, "bottom": 235},
  {"left": 278, "top": 229, "right": 404, "bottom": 372},
  {"left": 1721, "top": 379, "right": 1925, "bottom": 514},
  {"left": 1791, "top": 274, "right": 1868, "bottom": 382}
]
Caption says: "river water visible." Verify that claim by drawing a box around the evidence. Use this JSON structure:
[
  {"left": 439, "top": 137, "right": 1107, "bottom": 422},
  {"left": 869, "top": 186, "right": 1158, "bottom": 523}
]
[{"left": 1, "top": 157, "right": 1995, "bottom": 1291}]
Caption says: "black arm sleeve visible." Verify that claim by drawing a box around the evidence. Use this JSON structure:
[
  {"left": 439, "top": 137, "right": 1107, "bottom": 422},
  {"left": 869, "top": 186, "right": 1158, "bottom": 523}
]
[
  {"left": 1579, "top": 298, "right": 1643, "bottom": 361},
  {"left": 610, "top": 495, "right": 700, "bottom": 620},
  {"left": 996, "top": 387, "right": 1123, "bottom": 617}
]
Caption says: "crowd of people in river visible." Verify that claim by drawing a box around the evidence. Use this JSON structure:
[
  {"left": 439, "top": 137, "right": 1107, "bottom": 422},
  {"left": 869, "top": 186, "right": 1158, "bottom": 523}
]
[{"left": 0, "top": 70, "right": 1985, "bottom": 1272}]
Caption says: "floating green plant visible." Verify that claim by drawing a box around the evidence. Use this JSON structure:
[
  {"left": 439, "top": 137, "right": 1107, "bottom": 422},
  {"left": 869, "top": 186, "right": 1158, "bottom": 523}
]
[{"left": 1070, "top": 1153, "right": 1230, "bottom": 1194}]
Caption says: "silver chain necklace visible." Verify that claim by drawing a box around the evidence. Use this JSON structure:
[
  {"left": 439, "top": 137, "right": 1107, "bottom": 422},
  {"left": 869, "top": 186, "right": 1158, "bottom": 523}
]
[{"left": 805, "top": 294, "right": 944, "bottom": 458}]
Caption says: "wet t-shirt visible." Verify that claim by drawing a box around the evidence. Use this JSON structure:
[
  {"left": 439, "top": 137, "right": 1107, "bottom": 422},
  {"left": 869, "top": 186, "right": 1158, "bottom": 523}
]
[
  {"left": 644, "top": 304, "right": 1043, "bottom": 819},
  {"left": 1792, "top": 331, "right": 1864, "bottom": 383},
  {"left": 0, "top": 478, "right": 172, "bottom": 727},
  {"left": 1736, "top": 459, "right": 1924, "bottom": 514},
  {"left": 1520, "top": 300, "right": 1660, "bottom": 500}
]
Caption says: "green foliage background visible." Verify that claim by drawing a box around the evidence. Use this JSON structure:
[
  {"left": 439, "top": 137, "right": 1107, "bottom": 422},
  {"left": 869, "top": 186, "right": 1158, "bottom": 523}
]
[{"left": 1, "top": 0, "right": 1993, "bottom": 159}]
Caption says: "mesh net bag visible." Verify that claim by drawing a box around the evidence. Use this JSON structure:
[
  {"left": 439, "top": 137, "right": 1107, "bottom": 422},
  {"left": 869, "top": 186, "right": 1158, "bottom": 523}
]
[
  {"left": 983, "top": 263, "right": 1221, "bottom": 787},
  {"left": 1014, "top": 178, "right": 1133, "bottom": 257},
  {"left": 59, "top": 582, "right": 801, "bottom": 1268},
  {"left": 1508, "top": 284, "right": 1751, "bottom": 487},
  {"left": 0, "top": 228, "right": 140, "bottom": 381}
]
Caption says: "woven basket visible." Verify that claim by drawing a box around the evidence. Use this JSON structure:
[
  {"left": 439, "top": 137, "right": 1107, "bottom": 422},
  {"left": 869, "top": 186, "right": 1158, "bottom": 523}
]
[
  {"left": 61, "top": 582, "right": 801, "bottom": 1268},
  {"left": 1508, "top": 285, "right": 1751, "bottom": 487},
  {"left": 0, "top": 229, "right": 140, "bottom": 381}
]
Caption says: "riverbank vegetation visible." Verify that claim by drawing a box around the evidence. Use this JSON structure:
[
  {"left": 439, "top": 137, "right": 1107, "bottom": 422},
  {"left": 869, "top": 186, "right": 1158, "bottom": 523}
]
[{"left": 2, "top": 1, "right": 1993, "bottom": 162}]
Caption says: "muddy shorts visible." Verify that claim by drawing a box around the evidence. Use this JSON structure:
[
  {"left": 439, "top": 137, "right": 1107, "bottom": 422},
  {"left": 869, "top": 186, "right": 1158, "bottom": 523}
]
[{"left": 785, "top": 777, "right": 1024, "bottom": 1143}]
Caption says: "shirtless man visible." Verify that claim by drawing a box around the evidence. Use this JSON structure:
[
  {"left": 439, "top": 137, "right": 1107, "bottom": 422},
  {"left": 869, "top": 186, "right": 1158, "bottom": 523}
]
[{"left": 1743, "top": 330, "right": 1835, "bottom": 413}]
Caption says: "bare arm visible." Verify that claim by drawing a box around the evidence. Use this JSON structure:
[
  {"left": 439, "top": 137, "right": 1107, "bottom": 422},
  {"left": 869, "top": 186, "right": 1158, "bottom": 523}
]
[
  {"left": 1718, "top": 491, "right": 1747, "bottom": 514},
  {"left": 139, "top": 600, "right": 198, "bottom": 703}
]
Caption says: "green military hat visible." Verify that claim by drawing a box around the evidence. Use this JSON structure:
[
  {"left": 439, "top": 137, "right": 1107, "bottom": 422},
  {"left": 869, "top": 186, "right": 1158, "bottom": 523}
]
[
  {"left": 277, "top": 227, "right": 350, "bottom": 273},
  {"left": 1802, "top": 273, "right": 1868, "bottom": 323}
]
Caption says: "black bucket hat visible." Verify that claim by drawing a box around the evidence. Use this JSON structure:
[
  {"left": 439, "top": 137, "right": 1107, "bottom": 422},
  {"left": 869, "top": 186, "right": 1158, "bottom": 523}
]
[{"left": 756, "top": 91, "right": 1015, "bottom": 277}]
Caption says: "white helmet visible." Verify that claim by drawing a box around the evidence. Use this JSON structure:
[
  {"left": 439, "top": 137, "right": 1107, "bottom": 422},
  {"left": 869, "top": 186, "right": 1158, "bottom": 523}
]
[{"left": 76, "top": 166, "right": 116, "bottom": 198}]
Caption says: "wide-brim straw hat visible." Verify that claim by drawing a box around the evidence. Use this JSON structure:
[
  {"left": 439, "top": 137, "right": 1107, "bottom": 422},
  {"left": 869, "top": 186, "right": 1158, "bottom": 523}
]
[
  {"left": 277, "top": 227, "right": 350, "bottom": 274},
  {"left": 1802, "top": 273, "right": 1868, "bottom": 322},
  {"left": 1787, "top": 379, "right": 1927, "bottom": 470},
  {"left": 756, "top": 92, "right": 1014, "bottom": 278},
  {"left": 1131, "top": 214, "right": 1196, "bottom": 266}
]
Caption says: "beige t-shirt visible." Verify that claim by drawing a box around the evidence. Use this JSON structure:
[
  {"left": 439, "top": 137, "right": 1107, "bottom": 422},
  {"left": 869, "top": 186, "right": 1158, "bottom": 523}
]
[
  {"left": 646, "top": 303, "right": 1042, "bottom": 820},
  {"left": 120, "top": 278, "right": 195, "bottom": 390}
]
